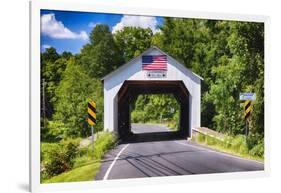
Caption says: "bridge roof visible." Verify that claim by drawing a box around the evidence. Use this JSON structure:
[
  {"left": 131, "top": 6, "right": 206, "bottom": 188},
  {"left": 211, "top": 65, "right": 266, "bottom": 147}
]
[{"left": 101, "top": 46, "right": 203, "bottom": 82}]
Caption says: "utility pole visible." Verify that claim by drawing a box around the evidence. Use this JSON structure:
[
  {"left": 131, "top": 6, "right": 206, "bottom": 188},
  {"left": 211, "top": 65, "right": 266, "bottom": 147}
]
[{"left": 42, "top": 78, "right": 46, "bottom": 128}]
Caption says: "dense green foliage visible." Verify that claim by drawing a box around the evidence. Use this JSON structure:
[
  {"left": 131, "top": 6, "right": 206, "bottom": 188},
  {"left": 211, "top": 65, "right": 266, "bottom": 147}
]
[
  {"left": 114, "top": 27, "right": 153, "bottom": 62},
  {"left": 40, "top": 19, "right": 264, "bottom": 175},
  {"left": 53, "top": 58, "right": 104, "bottom": 137},
  {"left": 131, "top": 94, "right": 179, "bottom": 126},
  {"left": 41, "top": 138, "right": 80, "bottom": 180},
  {"left": 42, "top": 132, "right": 116, "bottom": 183},
  {"left": 80, "top": 25, "right": 124, "bottom": 78}
]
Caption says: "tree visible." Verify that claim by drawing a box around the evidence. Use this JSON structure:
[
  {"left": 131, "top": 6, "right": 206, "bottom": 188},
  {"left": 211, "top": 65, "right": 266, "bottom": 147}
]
[
  {"left": 205, "top": 21, "right": 264, "bottom": 135},
  {"left": 159, "top": 18, "right": 197, "bottom": 68},
  {"left": 41, "top": 57, "right": 68, "bottom": 118},
  {"left": 61, "top": 51, "right": 73, "bottom": 60},
  {"left": 54, "top": 58, "right": 103, "bottom": 137},
  {"left": 131, "top": 94, "right": 179, "bottom": 123},
  {"left": 157, "top": 18, "right": 264, "bottom": 136},
  {"left": 114, "top": 27, "right": 153, "bottom": 62},
  {"left": 41, "top": 47, "right": 60, "bottom": 65},
  {"left": 226, "top": 22, "right": 264, "bottom": 135},
  {"left": 41, "top": 47, "right": 65, "bottom": 119},
  {"left": 80, "top": 24, "right": 123, "bottom": 78},
  {"left": 206, "top": 56, "right": 245, "bottom": 134}
]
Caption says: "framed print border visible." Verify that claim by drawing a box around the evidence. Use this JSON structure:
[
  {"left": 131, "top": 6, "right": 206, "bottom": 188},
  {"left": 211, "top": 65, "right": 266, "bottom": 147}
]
[{"left": 30, "top": 0, "right": 270, "bottom": 192}]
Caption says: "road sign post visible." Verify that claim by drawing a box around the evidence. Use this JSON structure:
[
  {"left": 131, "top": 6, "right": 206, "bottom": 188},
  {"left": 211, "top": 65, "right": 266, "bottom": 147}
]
[
  {"left": 240, "top": 93, "right": 255, "bottom": 136},
  {"left": 91, "top": 125, "right": 94, "bottom": 144},
  {"left": 88, "top": 101, "right": 97, "bottom": 151}
]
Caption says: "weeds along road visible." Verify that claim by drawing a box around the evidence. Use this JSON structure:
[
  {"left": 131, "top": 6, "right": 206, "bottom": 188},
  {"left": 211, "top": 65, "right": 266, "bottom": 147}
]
[{"left": 95, "top": 124, "right": 264, "bottom": 180}]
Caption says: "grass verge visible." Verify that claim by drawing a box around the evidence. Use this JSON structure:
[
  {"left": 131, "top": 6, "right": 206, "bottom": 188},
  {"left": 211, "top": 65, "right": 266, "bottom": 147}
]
[
  {"left": 192, "top": 132, "right": 264, "bottom": 162},
  {"left": 42, "top": 131, "right": 116, "bottom": 183},
  {"left": 43, "top": 161, "right": 100, "bottom": 183}
]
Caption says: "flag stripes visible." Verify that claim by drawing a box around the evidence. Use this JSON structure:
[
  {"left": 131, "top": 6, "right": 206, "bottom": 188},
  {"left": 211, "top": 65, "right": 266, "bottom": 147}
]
[{"left": 142, "top": 55, "right": 167, "bottom": 71}]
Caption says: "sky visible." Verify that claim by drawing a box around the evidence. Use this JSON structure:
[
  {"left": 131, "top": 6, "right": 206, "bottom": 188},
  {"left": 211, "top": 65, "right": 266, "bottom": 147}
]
[{"left": 41, "top": 10, "right": 164, "bottom": 54}]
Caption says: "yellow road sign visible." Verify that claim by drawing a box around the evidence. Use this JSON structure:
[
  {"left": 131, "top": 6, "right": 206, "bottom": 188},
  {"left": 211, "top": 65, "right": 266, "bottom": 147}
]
[
  {"left": 88, "top": 101, "right": 96, "bottom": 126},
  {"left": 244, "top": 100, "right": 252, "bottom": 121}
]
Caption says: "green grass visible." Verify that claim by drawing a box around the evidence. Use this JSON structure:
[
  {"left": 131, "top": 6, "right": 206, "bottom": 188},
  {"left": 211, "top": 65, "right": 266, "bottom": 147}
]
[
  {"left": 43, "top": 161, "right": 100, "bottom": 183},
  {"left": 41, "top": 132, "right": 116, "bottom": 183},
  {"left": 166, "top": 121, "right": 178, "bottom": 131},
  {"left": 193, "top": 133, "right": 264, "bottom": 162}
]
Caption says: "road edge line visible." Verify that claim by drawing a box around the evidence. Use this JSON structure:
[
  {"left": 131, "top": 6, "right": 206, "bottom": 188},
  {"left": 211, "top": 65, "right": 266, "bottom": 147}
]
[{"left": 103, "top": 144, "right": 130, "bottom": 180}]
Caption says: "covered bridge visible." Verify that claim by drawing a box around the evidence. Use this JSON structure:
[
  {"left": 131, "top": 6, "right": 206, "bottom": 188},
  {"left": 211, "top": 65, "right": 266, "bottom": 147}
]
[{"left": 102, "top": 46, "right": 202, "bottom": 141}]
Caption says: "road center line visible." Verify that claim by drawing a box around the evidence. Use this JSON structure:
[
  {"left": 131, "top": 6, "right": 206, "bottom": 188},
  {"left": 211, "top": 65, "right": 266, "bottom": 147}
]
[
  {"left": 174, "top": 141, "right": 263, "bottom": 164},
  {"left": 103, "top": 144, "right": 130, "bottom": 180}
]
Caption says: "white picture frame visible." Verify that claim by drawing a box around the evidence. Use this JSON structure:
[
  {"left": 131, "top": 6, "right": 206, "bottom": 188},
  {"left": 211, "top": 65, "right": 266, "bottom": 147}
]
[{"left": 30, "top": 0, "right": 270, "bottom": 192}]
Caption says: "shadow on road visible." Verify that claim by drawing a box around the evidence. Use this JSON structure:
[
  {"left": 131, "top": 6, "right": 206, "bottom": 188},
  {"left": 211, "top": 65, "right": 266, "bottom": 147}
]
[{"left": 121, "top": 131, "right": 187, "bottom": 143}]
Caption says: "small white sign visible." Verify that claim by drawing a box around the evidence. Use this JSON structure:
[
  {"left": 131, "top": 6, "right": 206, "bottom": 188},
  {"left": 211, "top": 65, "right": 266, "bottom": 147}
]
[
  {"left": 146, "top": 71, "right": 167, "bottom": 78},
  {"left": 239, "top": 93, "right": 256, "bottom": 101}
]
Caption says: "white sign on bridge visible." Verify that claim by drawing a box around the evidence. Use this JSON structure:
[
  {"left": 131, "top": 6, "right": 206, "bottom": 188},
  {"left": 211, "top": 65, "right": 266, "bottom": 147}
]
[
  {"left": 239, "top": 93, "right": 256, "bottom": 101},
  {"left": 146, "top": 71, "right": 166, "bottom": 78}
]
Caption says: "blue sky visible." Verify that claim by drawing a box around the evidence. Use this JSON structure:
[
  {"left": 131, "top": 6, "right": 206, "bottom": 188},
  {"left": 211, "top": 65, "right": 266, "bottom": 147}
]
[{"left": 41, "top": 10, "right": 164, "bottom": 54}]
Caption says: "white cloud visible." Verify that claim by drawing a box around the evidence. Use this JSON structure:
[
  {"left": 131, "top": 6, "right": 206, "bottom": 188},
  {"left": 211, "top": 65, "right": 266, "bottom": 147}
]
[
  {"left": 41, "top": 13, "right": 88, "bottom": 40},
  {"left": 112, "top": 15, "right": 159, "bottom": 34},
  {"left": 41, "top": 44, "right": 51, "bottom": 52},
  {"left": 88, "top": 22, "right": 100, "bottom": 28},
  {"left": 42, "top": 44, "right": 51, "bottom": 49}
]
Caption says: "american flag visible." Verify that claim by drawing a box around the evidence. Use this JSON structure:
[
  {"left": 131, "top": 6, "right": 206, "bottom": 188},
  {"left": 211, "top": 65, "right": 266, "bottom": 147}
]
[{"left": 142, "top": 55, "right": 167, "bottom": 71}]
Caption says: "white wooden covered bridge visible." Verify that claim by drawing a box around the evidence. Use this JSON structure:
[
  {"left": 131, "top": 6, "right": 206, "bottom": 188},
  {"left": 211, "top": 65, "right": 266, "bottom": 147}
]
[{"left": 102, "top": 46, "right": 202, "bottom": 141}]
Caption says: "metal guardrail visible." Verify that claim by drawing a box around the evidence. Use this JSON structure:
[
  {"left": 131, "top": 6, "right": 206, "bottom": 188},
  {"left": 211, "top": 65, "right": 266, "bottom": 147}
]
[{"left": 193, "top": 127, "right": 225, "bottom": 141}]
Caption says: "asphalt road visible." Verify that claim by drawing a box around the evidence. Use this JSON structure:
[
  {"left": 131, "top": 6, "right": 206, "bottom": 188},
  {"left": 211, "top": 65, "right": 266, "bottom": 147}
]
[
  {"left": 131, "top": 123, "right": 172, "bottom": 133},
  {"left": 95, "top": 124, "right": 264, "bottom": 180}
]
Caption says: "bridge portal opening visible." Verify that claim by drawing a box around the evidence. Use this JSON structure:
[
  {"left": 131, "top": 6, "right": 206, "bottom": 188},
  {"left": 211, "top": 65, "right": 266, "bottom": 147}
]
[
  {"left": 130, "top": 93, "right": 180, "bottom": 134},
  {"left": 117, "top": 80, "right": 190, "bottom": 142}
]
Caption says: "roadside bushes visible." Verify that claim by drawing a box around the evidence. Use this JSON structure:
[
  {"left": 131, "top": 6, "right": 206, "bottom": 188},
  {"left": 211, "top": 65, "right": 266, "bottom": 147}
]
[
  {"left": 246, "top": 133, "right": 264, "bottom": 157},
  {"left": 231, "top": 135, "right": 248, "bottom": 154},
  {"left": 131, "top": 111, "right": 147, "bottom": 123},
  {"left": 130, "top": 94, "right": 180, "bottom": 124},
  {"left": 92, "top": 132, "right": 117, "bottom": 159},
  {"left": 41, "top": 132, "right": 117, "bottom": 183},
  {"left": 194, "top": 133, "right": 264, "bottom": 160},
  {"left": 41, "top": 138, "right": 80, "bottom": 180},
  {"left": 41, "top": 121, "right": 68, "bottom": 142},
  {"left": 249, "top": 141, "right": 264, "bottom": 157},
  {"left": 74, "top": 131, "right": 117, "bottom": 166}
]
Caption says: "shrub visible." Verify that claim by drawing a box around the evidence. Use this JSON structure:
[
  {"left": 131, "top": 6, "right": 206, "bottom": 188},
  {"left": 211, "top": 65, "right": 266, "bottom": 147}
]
[
  {"left": 249, "top": 141, "right": 264, "bottom": 158},
  {"left": 131, "top": 111, "right": 147, "bottom": 123},
  {"left": 231, "top": 135, "right": 248, "bottom": 154},
  {"left": 41, "top": 138, "right": 80, "bottom": 179},
  {"left": 92, "top": 132, "right": 116, "bottom": 160},
  {"left": 206, "top": 135, "right": 216, "bottom": 145},
  {"left": 197, "top": 133, "right": 206, "bottom": 143},
  {"left": 73, "top": 132, "right": 117, "bottom": 168},
  {"left": 222, "top": 136, "right": 233, "bottom": 148},
  {"left": 246, "top": 134, "right": 263, "bottom": 150},
  {"left": 194, "top": 131, "right": 264, "bottom": 159},
  {"left": 41, "top": 121, "right": 68, "bottom": 142}
]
